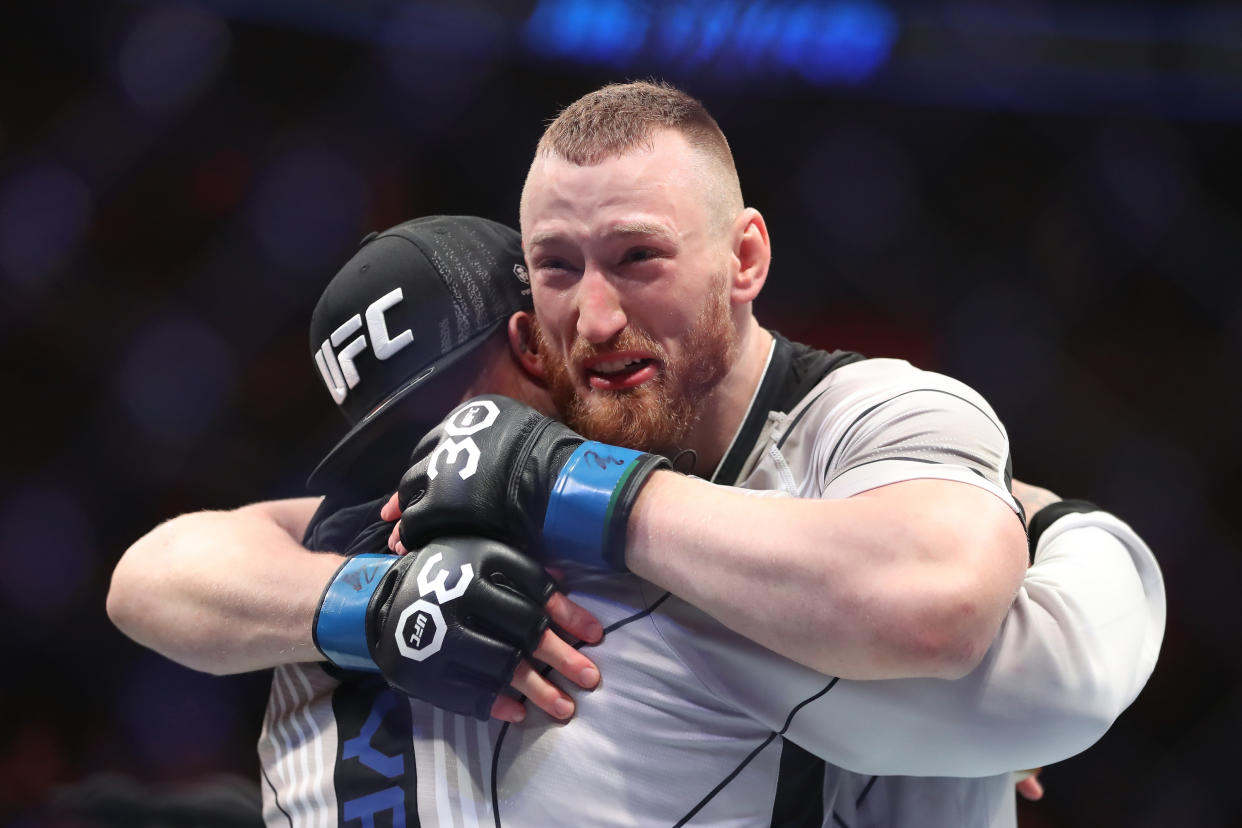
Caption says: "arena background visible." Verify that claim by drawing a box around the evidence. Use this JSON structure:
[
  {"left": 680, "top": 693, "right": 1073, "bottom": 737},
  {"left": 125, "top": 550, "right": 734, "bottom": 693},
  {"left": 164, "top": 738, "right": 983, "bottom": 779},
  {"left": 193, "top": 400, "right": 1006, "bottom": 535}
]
[{"left": 2, "top": 1, "right": 1239, "bottom": 825}]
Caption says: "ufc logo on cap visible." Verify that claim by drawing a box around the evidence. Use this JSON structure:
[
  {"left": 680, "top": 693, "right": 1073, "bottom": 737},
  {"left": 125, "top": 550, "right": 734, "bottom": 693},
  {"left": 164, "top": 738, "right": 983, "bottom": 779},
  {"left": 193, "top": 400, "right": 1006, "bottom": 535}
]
[{"left": 315, "top": 288, "right": 414, "bottom": 404}]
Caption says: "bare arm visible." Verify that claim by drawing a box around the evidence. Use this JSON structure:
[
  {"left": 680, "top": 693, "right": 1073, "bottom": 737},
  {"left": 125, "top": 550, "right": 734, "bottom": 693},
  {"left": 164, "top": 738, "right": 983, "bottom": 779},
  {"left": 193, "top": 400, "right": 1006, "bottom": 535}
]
[
  {"left": 107, "top": 497, "right": 335, "bottom": 675},
  {"left": 626, "top": 475, "right": 1028, "bottom": 680},
  {"left": 108, "top": 497, "right": 603, "bottom": 721}
]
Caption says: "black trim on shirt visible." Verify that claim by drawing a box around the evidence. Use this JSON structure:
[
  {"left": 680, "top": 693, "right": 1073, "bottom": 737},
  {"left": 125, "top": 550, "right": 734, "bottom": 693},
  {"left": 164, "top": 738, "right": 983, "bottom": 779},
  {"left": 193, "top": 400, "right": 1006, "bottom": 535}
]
[
  {"left": 710, "top": 332, "right": 861, "bottom": 826},
  {"left": 830, "top": 775, "right": 879, "bottom": 828},
  {"left": 674, "top": 678, "right": 841, "bottom": 827},
  {"left": 714, "top": 331, "right": 864, "bottom": 486},
  {"left": 770, "top": 741, "right": 825, "bottom": 826},
  {"left": 260, "top": 762, "right": 294, "bottom": 828},
  {"left": 1027, "top": 499, "right": 1099, "bottom": 563}
]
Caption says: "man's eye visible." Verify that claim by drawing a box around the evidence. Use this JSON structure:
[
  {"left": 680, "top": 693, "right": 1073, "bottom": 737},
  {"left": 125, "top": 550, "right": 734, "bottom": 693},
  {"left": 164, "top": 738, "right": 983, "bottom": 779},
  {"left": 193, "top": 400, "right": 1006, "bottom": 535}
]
[{"left": 624, "top": 248, "right": 659, "bottom": 263}]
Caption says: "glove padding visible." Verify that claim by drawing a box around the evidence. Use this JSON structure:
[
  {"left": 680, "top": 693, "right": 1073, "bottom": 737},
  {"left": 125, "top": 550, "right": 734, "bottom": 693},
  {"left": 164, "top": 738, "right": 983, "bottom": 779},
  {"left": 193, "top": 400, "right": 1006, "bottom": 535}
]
[
  {"left": 314, "top": 522, "right": 554, "bottom": 720},
  {"left": 397, "top": 394, "right": 670, "bottom": 569}
]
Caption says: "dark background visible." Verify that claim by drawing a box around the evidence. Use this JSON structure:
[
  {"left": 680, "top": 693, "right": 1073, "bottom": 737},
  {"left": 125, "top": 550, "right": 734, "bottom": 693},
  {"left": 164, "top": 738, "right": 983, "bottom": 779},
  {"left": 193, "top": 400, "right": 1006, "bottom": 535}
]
[{"left": 2, "top": 1, "right": 1238, "bottom": 825}]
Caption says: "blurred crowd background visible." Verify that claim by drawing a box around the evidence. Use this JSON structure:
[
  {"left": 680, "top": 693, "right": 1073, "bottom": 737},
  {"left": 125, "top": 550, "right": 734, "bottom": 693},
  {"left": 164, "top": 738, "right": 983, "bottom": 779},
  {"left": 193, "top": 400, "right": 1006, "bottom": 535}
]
[{"left": 2, "top": 1, "right": 1239, "bottom": 825}]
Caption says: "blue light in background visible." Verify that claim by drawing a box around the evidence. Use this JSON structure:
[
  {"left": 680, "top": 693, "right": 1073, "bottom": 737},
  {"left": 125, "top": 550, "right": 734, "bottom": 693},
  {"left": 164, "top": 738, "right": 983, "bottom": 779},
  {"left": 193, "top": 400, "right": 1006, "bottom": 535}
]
[
  {"left": 683, "top": 2, "right": 735, "bottom": 70},
  {"left": 524, "top": 0, "right": 650, "bottom": 66},
  {"left": 789, "top": 1, "right": 898, "bottom": 83},
  {"left": 522, "top": 0, "right": 897, "bottom": 84}
]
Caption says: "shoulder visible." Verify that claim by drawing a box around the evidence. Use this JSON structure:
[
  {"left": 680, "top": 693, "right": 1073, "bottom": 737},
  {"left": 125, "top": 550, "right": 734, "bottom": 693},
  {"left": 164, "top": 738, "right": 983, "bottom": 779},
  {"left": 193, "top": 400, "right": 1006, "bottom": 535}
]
[
  {"left": 780, "top": 358, "right": 987, "bottom": 429},
  {"left": 790, "top": 358, "right": 1004, "bottom": 435},
  {"left": 819, "top": 357, "right": 991, "bottom": 400}
]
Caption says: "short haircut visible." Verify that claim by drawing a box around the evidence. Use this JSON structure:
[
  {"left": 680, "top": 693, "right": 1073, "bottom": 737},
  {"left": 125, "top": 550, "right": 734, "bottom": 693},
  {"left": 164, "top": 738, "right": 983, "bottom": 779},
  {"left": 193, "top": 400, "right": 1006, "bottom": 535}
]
[{"left": 527, "top": 80, "right": 744, "bottom": 229}]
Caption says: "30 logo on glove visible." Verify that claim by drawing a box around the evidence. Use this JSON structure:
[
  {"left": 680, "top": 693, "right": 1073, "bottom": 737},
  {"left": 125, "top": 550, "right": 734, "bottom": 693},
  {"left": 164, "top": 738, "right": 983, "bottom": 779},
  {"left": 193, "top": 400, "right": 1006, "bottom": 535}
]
[
  {"left": 398, "top": 395, "right": 671, "bottom": 570},
  {"left": 392, "top": 551, "right": 474, "bottom": 661},
  {"left": 314, "top": 533, "right": 556, "bottom": 720}
]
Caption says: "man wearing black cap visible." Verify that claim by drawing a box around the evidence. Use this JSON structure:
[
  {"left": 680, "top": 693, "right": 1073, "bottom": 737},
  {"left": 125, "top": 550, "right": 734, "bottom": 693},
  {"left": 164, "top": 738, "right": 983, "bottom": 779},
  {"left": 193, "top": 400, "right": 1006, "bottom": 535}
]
[{"left": 110, "top": 216, "right": 605, "bottom": 729}]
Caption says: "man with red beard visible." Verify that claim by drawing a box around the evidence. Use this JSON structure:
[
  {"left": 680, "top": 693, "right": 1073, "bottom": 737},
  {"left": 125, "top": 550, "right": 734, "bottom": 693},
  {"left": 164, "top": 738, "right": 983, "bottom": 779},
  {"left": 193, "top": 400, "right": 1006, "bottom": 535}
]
[{"left": 387, "top": 81, "right": 1164, "bottom": 825}]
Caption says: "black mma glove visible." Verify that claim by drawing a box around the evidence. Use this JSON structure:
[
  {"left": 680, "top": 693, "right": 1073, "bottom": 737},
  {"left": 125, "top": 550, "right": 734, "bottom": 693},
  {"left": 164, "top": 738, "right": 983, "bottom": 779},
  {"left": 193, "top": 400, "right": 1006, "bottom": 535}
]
[
  {"left": 397, "top": 394, "right": 670, "bottom": 570},
  {"left": 313, "top": 520, "right": 554, "bottom": 720}
]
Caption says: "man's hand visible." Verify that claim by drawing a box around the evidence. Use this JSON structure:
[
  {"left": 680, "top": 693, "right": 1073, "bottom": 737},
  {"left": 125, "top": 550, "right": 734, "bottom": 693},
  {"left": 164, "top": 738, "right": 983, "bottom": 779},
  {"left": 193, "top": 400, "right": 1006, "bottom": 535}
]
[
  {"left": 314, "top": 517, "right": 602, "bottom": 722},
  {"left": 395, "top": 395, "right": 669, "bottom": 569}
]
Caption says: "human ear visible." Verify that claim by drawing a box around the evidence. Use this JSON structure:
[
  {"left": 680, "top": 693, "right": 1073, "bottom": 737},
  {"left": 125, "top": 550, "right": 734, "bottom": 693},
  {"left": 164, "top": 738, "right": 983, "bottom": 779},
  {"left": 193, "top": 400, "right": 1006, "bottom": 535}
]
[
  {"left": 732, "top": 208, "right": 770, "bottom": 304},
  {"left": 508, "top": 311, "right": 547, "bottom": 380}
]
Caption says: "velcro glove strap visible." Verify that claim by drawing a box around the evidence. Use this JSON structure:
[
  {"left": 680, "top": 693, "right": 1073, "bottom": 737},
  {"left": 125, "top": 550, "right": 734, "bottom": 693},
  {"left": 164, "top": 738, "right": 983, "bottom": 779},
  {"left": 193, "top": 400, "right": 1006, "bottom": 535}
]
[
  {"left": 313, "top": 553, "right": 397, "bottom": 672},
  {"left": 543, "top": 442, "right": 671, "bottom": 570}
]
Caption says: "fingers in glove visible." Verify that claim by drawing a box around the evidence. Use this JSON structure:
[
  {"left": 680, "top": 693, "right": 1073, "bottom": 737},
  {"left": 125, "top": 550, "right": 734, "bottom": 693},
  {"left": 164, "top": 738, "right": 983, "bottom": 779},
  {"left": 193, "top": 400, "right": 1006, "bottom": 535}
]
[
  {"left": 480, "top": 547, "right": 556, "bottom": 604},
  {"left": 466, "top": 580, "right": 550, "bottom": 653},
  {"left": 453, "top": 626, "right": 524, "bottom": 688},
  {"left": 511, "top": 660, "right": 576, "bottom": 721},
  {"left": 532, "top": 627, "right": 599, "bottom": 690},
  {"left": 545, "top": 591, "right": 603, "bottom": 644},
  {"left": 387, "top": 521, "right": 406, "bottom": 555},
  {"left": 380, "top": 491, "right": 401, "bottom": 522}
]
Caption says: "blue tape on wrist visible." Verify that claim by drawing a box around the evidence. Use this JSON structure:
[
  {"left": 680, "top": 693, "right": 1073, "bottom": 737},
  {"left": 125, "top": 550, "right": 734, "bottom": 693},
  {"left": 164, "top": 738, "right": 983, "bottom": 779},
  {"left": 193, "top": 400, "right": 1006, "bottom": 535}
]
[
  {"left": 543, "top": 441, "right": 644, "bottom": 567},
  {"left": 316, "top": 553, "right": 396, "bottom": 672}
]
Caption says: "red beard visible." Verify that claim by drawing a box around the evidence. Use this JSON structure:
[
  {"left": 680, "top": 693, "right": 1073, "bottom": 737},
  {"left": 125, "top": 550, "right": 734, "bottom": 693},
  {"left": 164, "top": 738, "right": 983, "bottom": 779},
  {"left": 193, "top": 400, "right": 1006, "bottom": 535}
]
[{"left": 532, "top": 284, "right": 736, "bottom": 459}]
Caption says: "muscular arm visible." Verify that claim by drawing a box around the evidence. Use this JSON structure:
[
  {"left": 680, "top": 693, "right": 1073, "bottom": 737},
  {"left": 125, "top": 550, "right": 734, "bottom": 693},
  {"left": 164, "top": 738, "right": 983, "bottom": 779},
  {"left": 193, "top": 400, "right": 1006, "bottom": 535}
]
[
  {"left": 789, "top": 506, "right": 1164, "bottom": 775},
  {"left": 651, "top": 496, "right": 1164, "bottom": 776},
  {"left": 627, "top": 475, "right": 1028, "bottom": 680},
  {"left": 392, "top": 369, "right": 1028, "bottom": 681},
  {"left": 628, "top": 363, "right": 1030, "bottom": 681},
  {"left": 109, "top": 497, "right": 603, "bottom": 720},
  {"left": 107, "top": 497, "right": 334, "bottom": 674}
]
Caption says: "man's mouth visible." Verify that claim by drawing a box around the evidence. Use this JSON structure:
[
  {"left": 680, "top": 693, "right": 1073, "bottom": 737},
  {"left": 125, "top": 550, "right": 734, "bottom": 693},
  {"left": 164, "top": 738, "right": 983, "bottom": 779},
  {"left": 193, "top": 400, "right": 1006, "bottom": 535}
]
[{"left": 583, "top": 353, "right": 659, "bottom": 391}]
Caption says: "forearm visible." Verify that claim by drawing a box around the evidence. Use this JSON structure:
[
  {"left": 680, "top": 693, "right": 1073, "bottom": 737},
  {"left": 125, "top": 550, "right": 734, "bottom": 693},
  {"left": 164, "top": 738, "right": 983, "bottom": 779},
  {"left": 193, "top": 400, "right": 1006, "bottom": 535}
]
[
  {"left": 625, "top": 474, "right": 1028, "bottom": 679},
  {"left": 808, "top": 511, "right": 1165, "bottom": 776},
  {"left": 107, "top": 498, "right": 339, "bottom": 674}
]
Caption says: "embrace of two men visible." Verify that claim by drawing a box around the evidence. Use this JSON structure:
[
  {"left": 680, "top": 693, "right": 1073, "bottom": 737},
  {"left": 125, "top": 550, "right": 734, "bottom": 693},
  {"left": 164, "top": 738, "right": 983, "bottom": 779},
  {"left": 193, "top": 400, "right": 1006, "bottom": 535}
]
[{"left": 109, "top": 81, "right": 1164, "bottom": 827}]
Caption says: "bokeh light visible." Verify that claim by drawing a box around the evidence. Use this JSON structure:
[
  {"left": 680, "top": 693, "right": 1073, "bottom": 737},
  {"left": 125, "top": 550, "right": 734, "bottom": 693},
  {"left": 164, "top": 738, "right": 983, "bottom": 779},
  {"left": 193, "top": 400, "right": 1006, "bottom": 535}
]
[
  {"left": 0, "top": 165, "right": 93, "bottom": 289},
  {"left": 117, "top": 313, "right": 238, "bottom": 445},
  {"left": 116, "top": 2, "right": 230, "bottom": 114},
  {"left": 115, "top": 654, "right": 244, "bottom": 774},
  {"left": 248, "top": 148, "right": 368, "bottom": 274},
  {"left": 0, "top": 487, "right": 97, "bottom": 616}
]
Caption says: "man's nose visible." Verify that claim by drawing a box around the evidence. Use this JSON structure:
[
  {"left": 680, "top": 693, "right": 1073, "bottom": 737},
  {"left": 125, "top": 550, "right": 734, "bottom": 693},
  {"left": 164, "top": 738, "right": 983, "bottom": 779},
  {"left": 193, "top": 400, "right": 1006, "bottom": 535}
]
[{"left": 576, "top": 269, "right": 627, "bottom": 344}]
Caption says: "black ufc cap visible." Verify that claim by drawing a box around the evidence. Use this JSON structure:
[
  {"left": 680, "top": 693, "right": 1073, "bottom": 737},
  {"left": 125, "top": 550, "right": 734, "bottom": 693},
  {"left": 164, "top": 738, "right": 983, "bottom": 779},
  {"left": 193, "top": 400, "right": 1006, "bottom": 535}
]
[{"left": 306, "top": 215, "right": 531, "bottom": 489}]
